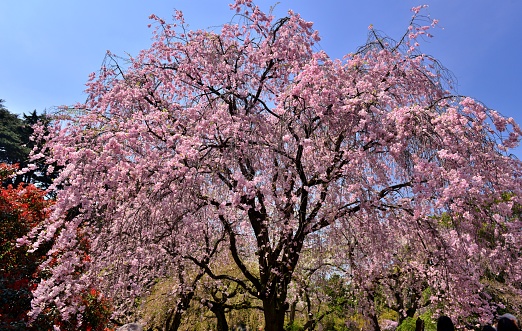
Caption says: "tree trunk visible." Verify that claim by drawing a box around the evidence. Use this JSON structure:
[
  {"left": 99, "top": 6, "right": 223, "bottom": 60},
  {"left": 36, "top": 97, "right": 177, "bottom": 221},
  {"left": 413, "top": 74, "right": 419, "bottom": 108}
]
[
  {"left": 263, "top": 298, "right": 287, "bottom": 331},
  {"left": 211, "top": 304, "right": 229, "bottom": 331}
]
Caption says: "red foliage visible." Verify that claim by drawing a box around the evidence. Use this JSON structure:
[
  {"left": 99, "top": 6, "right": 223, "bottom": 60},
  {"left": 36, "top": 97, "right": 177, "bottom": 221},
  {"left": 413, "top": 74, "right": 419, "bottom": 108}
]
[
  {"left": 1, "top": 163, "right": 114, "bottom": 330},
  {"left": 0, "top": 163, "right": 53, "bottom": 330}
]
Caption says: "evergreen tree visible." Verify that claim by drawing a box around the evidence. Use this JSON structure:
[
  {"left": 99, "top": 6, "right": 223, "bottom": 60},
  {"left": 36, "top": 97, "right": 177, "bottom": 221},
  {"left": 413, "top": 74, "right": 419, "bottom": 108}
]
[
  {"left": 0, "top": 100, "right": 56, "bottom": 188},
  {"left": 0, "top": 100, "right": 29, "bottom": 167}
]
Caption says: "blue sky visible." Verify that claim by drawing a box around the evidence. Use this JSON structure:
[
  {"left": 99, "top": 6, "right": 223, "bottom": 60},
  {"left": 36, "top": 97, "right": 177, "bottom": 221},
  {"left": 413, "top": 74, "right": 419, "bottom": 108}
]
[{"left": 1, "top": 1, "right": 521, "bottom": 155}]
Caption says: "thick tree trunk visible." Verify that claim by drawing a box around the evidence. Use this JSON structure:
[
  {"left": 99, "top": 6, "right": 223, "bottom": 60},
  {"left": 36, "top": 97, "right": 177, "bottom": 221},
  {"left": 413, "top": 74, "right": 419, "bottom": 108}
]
[
  {"left": 210, "top": 304, "right": 229, "bottom": 331},
  {"left": 262, "top": 298, "right": 287, "bottom": 331}
]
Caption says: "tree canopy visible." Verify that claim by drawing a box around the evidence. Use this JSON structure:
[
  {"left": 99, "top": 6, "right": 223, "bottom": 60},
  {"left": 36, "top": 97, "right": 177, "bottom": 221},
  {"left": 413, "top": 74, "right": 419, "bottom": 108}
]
[
  {"left": 25, "top": 2, "right": 522, "bottom": 331},
  {"left": 0, "top": 100, "right": 30, "bottom": 167},
  {"left": 0, "top": 100, "right": 55, "bottom": 187}
]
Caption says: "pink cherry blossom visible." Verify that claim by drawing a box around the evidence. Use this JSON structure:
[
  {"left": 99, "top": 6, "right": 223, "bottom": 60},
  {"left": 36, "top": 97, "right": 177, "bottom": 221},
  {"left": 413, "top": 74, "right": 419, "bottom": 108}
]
[{"left": 25, "top": 2, "right": 522, "bottom": 330}]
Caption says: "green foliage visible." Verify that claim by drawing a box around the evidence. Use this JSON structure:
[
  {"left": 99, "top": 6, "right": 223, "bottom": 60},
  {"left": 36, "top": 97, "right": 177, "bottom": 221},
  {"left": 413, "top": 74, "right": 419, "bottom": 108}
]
[
  {"left": 324, "top": 274, "right": 354, "bottom": 311},
  {"left": 420, "top": 288, "right": 432, "bottom": 307},
  {"left": 435, "top": 212, "right": 454, "bottom": 229},
  {"left": 396, "top": 317, "right": 416, "bottom": 331},
  {"left": 284, "top": 321, "right": 303, "bottom": 331},
  {"left": 320, "top": 315, "right": 351, "bottom": 331},
  {"left": 139, "top": 277, "right": 175, "bottom": 330},
  {"left": 0, "top": 100, "right": 29, "bottom": 166},
  {"left": 0, "top": 100, "right": 57, "bottom": 188},
  {"left": 397, "top": 312, "right": 436, "bottom": 331},
  {"left": 380, "top": 309, "right": 399, "bottom": 322}
]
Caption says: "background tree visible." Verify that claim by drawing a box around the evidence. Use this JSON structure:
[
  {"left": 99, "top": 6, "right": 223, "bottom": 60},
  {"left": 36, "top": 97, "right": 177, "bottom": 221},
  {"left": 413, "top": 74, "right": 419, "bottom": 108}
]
[
  {"left": 0, "top": 101, "right": 29, "bottom": 169},
  {"left": 25, "top": 1, "right": 522, "bottom": 331},
  {"left": 0, "top": 100, "right": 56, "bottom": 188}
]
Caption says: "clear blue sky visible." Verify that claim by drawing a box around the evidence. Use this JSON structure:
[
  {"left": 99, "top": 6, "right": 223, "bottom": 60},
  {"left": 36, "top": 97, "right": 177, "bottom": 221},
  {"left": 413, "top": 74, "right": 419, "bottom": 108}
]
[{"left": 1, "top": 1, "right": 521, "bottom": 155}]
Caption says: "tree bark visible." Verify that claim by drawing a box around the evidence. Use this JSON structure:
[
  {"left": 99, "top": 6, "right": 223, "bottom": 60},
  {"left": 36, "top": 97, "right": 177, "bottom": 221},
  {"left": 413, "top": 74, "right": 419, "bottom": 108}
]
[
  {"left": 262, "top": 297, "right": 288, "bottom": 331},
  {"left": 210, "top": 304, "right": 229, "bottom": 331}
]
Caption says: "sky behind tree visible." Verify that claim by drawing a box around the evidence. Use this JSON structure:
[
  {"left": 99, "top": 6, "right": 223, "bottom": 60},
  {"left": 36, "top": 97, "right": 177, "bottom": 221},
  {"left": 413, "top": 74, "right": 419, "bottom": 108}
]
[{"left": 1, "top": 0, "right": 521, "bottom": 156}]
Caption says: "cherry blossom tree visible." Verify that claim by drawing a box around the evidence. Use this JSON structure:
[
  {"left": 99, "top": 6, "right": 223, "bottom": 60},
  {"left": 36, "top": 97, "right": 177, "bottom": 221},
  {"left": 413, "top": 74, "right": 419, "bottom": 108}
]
[
  {"left": 25, "top": 1, "right": 522, "bottom": 330},
  {"left": 0, "top": 164, "right": 112, "bottom": 331}
]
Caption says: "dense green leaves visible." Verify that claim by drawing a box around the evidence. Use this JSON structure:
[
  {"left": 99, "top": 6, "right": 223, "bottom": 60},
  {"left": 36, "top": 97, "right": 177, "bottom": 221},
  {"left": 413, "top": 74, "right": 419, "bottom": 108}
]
[
  {"left": 0, "top": 100, "right": 30, "bottom": 167},
  {"left": 0, "top": 100, "right": 57, "bottom": 188}
]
